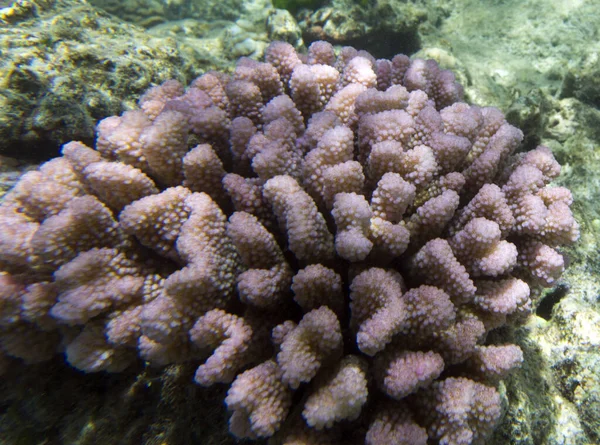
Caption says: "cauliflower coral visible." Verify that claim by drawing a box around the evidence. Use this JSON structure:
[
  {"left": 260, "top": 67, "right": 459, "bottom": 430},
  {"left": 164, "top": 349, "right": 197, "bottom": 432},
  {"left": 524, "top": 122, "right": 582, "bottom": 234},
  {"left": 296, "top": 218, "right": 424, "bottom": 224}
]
[{"left": 0, "top": 40, "right": 578, "bottom": 444}]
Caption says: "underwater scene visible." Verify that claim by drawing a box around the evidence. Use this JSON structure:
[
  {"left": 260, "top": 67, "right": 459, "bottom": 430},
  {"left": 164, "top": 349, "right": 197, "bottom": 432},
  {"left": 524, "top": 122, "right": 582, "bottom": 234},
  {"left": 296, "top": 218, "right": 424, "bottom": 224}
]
[{"left": 0, "top": 0, "right": 599, "bottom": 443}]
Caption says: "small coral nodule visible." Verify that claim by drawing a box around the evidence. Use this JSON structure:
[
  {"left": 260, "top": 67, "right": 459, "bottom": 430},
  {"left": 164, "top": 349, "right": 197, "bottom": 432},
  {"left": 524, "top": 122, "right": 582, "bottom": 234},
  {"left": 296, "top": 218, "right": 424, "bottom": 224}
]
[{"left": 0, "top": 40, "right": 578, "bottom": 444}]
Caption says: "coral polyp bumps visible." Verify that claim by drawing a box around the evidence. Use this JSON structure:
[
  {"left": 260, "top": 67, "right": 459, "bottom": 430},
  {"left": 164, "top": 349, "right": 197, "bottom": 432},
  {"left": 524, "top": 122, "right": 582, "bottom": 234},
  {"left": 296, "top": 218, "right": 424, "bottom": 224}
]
[{"left": 0, "top": 41, "right": 578, "bottom": 444}]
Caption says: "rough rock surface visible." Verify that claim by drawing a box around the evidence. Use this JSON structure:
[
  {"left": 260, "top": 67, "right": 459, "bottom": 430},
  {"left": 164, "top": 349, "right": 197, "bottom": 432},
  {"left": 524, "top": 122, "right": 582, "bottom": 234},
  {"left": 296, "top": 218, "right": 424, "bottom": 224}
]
[{"left": 0, "top": 0, "right": 199, "bottom": 158}]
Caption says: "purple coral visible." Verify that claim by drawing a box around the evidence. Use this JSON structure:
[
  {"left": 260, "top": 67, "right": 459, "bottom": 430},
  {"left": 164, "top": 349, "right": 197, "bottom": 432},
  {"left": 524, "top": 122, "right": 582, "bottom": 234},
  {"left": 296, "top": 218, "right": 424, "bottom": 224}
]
[{"left": 0, "top": 40, "right": 579, "bottom": 444}]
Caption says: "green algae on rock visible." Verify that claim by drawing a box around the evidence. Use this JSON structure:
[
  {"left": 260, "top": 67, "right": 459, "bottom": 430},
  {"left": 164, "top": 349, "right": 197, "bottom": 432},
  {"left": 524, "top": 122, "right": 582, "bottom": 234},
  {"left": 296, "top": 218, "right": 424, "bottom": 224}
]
[{"left": 0, "top": 0, "right": 200, "bottom": 159}]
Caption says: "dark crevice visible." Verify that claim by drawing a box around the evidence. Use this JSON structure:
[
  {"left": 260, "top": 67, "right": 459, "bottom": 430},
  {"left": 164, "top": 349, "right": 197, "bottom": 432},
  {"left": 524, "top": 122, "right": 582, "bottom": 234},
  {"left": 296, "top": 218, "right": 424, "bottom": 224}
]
[{"left": 536, "top": 283, "right": 569, "bottom": 320}]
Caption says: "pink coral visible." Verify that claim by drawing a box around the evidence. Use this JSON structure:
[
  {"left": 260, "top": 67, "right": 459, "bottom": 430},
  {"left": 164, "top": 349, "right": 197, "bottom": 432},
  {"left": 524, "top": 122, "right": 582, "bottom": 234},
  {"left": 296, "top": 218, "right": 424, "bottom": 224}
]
[
  {"left": 276, "top": 306, "right": 342, "bottom": 389},
  {"left": 0, "top": 41, "right": 579, "bottom": 445},
  {"left": 416, "top": 377, "right": 503, "bottom": 444},
  {"left": 189, "top": 308, "right": 254, "bottom": 386},
  {"left": 225, "top": 359, "right": 292, "bottom": 438}
]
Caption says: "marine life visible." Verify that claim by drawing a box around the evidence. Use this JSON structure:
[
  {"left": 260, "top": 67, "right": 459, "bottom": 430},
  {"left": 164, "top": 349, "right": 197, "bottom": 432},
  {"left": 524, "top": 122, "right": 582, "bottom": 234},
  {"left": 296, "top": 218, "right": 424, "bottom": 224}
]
[{"left": 0, "top": 40, "right": 579, "bottom": 444}]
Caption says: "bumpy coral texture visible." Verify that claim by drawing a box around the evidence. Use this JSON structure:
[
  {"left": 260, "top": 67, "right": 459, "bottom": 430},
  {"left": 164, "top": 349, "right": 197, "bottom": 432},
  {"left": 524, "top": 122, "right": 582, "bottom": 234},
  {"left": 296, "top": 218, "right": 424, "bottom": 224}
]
[{"left": 0, "top": 40, "right": 578, "bottom": 444}]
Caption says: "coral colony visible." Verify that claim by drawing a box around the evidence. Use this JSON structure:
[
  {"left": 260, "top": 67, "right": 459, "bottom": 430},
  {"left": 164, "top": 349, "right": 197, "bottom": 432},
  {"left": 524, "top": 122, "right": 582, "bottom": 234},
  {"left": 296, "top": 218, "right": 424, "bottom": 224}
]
[{"left": 0, "top": 41, "right": 578, "bottom": 444}]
